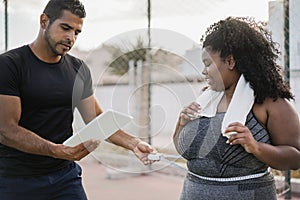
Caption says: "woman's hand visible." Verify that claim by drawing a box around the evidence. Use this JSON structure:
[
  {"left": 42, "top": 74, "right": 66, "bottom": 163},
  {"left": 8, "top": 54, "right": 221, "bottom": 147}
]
[
  {"left": 179, "top": 102, "right": 201, "bottom": 127},
  {"left": 225, "top": 122, "right": 259, "bottom": 154}
]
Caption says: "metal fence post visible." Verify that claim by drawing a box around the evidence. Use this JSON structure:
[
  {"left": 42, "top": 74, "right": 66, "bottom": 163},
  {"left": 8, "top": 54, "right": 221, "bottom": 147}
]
[
  {"left": 3, "top": 0, "right": 8, "bottom": 51},
  {"left": 284, "top": 0, "right": 291, "bottom": 198}
]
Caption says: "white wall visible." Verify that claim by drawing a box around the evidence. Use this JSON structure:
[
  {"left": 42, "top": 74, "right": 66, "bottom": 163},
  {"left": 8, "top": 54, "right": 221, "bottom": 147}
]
[{"left": 268, "top": 0, "right": 300, "bottom": 113}]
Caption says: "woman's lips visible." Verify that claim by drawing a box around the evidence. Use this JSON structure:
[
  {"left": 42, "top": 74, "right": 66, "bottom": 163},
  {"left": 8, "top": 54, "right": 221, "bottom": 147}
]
[{"left": 206, "top": 78, "right": 212, "bottom": 85}]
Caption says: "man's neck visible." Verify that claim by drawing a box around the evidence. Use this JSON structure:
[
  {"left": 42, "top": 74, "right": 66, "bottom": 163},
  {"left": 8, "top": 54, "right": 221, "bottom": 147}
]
[{"left": 29, "top": 41, "right": 62, "bottom": 63}]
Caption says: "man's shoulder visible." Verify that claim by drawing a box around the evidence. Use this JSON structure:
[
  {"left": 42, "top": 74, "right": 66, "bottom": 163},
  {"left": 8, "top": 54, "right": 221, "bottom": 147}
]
[
  {"left": 65, "top": 53, "right": 85, "bottom": 67},
  {"left": 64, "top": 53, "right": 90, "bottom": 72},
  {"left": 1, "top": 45, "right": 28, "bottom": 55},
  {"left": 0, "top": 45, "right": 29, "bottom": 61},
  {"left": 0, "top": 46, "right": 31, "bottom": 72}
]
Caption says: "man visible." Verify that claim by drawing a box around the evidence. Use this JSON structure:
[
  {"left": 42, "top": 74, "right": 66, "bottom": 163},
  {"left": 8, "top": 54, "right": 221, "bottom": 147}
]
[{"left": 0, "top": 0, "right": 155, "bottom": 199}]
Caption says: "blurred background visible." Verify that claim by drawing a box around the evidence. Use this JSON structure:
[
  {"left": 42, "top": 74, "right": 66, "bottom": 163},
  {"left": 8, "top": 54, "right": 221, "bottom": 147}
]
[{"left": 1, "top": 0, "right": 300, "bottom": 199}]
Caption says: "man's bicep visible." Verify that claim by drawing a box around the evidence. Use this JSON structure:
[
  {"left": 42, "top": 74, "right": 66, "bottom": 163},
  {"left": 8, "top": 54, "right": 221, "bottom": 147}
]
[
  {"left": 0, "top": 94, "right": 21, "bottom": 128},
  {"left": 77, "top": 95, "right": 103, "bottom": 124}
]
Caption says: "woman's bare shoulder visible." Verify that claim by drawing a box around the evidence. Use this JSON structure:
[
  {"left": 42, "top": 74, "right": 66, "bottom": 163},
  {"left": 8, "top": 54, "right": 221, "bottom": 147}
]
[
  {"left": 264, "top": 97, "right": 297, "bottom": 115},
  {"left": 262, "top": 97, "right": 300, "bottom": 146},
  {"left": 253, "top": 97, "right": 298, "bottom": 129}
]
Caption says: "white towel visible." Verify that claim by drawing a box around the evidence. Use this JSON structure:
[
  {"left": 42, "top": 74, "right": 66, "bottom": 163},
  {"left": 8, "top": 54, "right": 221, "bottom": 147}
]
[{"left": 195, "top": 75, "right": 254, "bottom": 138}]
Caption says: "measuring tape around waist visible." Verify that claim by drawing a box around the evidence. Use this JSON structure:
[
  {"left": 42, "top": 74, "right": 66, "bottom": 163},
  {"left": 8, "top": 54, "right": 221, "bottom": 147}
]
[{"left": 148, "top": 153, "right": 268, "bottom": 182}]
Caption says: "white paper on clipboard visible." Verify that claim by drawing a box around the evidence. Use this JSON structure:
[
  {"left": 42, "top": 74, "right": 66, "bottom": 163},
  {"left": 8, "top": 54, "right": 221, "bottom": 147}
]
[{"left": 63, "top": 109, "right": 133, "bottom": 147}]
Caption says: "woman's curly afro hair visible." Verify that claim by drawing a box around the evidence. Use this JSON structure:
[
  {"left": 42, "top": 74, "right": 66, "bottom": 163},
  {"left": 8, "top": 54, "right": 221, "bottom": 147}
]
[{"left": 200, "top": 16, "right": 293, "bottom": 104}]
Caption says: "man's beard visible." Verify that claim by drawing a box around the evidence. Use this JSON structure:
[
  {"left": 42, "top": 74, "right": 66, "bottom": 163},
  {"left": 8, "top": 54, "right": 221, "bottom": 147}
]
[{"left": 44, "top": 27, "right": 66, "bottom": 56}]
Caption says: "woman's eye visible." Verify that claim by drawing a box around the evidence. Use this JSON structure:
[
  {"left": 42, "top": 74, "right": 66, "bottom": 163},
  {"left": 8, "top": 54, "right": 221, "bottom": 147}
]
[{"left": 205, "top": 63, "right": 211, "bottom": 68}]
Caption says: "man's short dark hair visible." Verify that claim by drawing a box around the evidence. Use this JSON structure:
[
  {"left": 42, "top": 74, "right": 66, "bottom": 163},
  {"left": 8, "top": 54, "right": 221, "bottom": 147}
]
[{"left": 43, "top": 0, "right": 86, "bottom": 24}]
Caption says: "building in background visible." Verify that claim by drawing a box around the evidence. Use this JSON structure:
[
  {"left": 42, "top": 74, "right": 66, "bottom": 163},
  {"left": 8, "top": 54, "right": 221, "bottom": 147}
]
[
  {"left": 268, "top": 0, "right": 300, "bottom": 112},
  {"left": 179, "top": 47, "right": 204, "bottom": 82}
]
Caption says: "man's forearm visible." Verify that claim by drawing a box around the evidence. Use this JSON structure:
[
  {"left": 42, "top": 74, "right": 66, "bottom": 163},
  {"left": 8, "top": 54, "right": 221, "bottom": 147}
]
[
  {"left": 0, "top": 125, "right": 56, "bottom": 157},
  {"left": 107, "top": 130, "right": 141, "bottom": 150}
]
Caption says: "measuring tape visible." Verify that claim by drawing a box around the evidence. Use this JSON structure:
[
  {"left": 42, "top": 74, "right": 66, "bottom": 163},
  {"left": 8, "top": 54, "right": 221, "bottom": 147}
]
[{"left": 148, "top": 153, "right": 268, "bottom": 182}]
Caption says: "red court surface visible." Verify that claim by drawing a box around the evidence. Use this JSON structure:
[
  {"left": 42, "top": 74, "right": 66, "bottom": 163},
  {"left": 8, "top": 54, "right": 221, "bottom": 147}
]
[
  {"left": 80, "top": 156, "right": 184, "bottom": 200},
  {"left": 80, "top": 155, "right": 300, "bottom": 200}
]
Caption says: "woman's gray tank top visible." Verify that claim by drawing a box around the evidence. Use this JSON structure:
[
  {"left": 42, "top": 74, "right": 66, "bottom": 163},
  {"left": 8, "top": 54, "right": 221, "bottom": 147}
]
[{"left": 177, "top": 111, "right": 271, "bottom": 178}]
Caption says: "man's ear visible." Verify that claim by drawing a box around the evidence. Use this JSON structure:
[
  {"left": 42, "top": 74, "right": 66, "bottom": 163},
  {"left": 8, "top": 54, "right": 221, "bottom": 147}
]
[
  {"left": 226, "top": 55, "right": 236, "bottom": 70},
  {"left": 40, "top": 13, "right": 49, "bottom": 29}
]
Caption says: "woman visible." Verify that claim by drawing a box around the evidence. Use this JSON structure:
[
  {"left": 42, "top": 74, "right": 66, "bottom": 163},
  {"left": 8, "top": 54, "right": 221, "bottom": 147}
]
[{"left": 173, "top": 17, "right": 300, "bottom": 200}]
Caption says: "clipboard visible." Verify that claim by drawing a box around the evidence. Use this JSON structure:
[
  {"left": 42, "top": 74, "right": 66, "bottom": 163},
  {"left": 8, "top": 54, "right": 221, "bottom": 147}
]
[{"left": 63, "top": 109, "right": 133, "bottom": 147}]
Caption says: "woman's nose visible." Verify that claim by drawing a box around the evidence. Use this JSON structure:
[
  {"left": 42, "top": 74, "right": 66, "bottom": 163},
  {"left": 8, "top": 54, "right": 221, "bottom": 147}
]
[{"left": 202, "top": 67, "right": 208, "bottom": 76}]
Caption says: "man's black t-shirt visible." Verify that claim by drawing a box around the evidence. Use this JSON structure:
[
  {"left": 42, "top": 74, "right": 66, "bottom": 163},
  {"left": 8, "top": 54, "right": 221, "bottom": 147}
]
[{"left": 0, "top": 45, "right": 93, "bottom": 177}]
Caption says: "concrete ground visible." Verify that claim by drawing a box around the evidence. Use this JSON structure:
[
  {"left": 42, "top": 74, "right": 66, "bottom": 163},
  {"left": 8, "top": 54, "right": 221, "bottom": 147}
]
[
  {"left": 79, "top": 155, "right": 184, "bottom": 200},
  {"left": 79, "top": 155, "right": 300, "bottom": 200}
]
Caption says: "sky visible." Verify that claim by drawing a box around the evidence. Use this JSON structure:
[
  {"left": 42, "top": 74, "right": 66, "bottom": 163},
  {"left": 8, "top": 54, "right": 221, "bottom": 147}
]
[{"left": 0, "top": 0, "right": 271, "bottom": 53}]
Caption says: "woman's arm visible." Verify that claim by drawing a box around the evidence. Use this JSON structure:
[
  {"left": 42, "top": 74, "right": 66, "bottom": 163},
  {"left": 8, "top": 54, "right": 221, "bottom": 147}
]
[
  {"left": 173, "top": 102, "right": 201, "bottom": 152},
  {"left": 226, "top": 98, "right": 300, "bottom": 170}
]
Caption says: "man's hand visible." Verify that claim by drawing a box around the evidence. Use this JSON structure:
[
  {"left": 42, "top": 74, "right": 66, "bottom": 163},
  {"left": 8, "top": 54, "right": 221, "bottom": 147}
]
[
  {"left": 51, "top": 139, "right": 100, "bottom": 161},
  {"left": 133, "top": 140, "right": 157, "bottom": 165}
]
